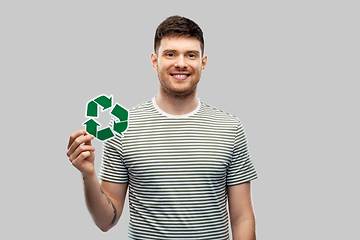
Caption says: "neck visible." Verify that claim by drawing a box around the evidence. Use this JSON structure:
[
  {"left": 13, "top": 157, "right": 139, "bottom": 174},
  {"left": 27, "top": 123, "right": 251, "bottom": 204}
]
[{"left": 155, "top": 90, "right": 199, "bottom": 116}]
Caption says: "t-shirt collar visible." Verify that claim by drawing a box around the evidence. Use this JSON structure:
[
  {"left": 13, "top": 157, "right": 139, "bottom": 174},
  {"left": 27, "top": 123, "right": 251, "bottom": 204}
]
[{"left": 152, "top": 97, "right": 201, "bottom": 119}]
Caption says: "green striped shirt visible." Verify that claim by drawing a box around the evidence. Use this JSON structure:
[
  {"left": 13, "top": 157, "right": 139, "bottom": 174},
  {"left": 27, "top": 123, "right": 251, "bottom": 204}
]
[{"left": 99, "top": 98, "right": 257, "bottom": 239}]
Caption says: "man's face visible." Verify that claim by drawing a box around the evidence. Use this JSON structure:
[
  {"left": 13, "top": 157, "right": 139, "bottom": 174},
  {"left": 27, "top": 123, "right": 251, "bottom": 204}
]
[{"left": 151, "top": 36, "right": 207, "bottom": 98}]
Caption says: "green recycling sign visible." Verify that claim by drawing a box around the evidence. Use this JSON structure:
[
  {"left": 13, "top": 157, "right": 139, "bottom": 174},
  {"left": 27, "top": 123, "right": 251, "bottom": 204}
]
[{"left": 83, "top": 94, "right": 129, "bottom": 141}]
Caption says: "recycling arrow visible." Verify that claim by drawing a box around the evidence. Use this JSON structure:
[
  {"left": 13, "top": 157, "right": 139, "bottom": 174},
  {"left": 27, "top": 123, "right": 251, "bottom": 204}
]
[
  {"left": 84, "top": 119, "right": 100, "bottom": 136},
  {"left": 97, "top": 127, "right": 114, "bottom": 141},
  {"left": 111, "top": 104, "right": 128, "bottom": 121},
  {"left": 94, "top": 95, "right": 112, "bottom": 111},
  {"left": 83, "top": 94, "right": 129, "bottom": 141},
  {"left": 113, "top": 121, "right": 128, "bottom": 135},
  {"left": 86, "top": 101, "right": 98, "bottom": 117}
]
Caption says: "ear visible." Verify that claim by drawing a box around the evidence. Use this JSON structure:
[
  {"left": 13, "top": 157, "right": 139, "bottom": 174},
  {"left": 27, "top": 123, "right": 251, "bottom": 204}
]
[
  {"left": 151, "top": 52, "right": 158, "bottom": 72},
  {"left": 201, "top": 55, "right": 208, "bottom": 71}
]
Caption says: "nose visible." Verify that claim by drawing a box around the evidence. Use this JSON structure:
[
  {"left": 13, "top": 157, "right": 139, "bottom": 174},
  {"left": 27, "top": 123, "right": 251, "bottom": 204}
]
[{"left": 174, "top": 55, "right": 188, "bottom": 69}]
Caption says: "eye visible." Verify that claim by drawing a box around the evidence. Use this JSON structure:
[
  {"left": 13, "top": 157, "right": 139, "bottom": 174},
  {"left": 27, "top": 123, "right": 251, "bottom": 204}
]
[
  {"left": 166, "top": 53, "right": 175, "bottom": 57},
  {"left": 188, "top": 53, "right": 197, "bottom": 58}
]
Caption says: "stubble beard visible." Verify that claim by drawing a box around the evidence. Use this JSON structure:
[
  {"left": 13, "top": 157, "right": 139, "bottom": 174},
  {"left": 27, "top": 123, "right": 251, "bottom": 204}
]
[{"left": 158, "top": 74, "right": 198, "bottom": 99}]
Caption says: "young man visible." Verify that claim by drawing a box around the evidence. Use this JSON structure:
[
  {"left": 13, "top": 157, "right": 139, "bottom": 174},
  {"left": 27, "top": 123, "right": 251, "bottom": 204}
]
[{"left": 67, "top": 16, "right": 257, "bottom": 240}]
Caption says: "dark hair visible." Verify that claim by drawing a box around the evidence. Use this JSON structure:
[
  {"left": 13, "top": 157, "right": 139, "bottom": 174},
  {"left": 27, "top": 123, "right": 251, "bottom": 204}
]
[{"left": 154, "top": 15, "right": 204, "bottom": 55}]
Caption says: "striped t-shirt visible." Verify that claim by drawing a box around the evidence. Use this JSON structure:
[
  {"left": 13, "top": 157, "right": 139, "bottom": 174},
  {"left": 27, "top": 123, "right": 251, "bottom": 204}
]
[{"left": 99, "top": 98, "right": 257, "bottom": 240}]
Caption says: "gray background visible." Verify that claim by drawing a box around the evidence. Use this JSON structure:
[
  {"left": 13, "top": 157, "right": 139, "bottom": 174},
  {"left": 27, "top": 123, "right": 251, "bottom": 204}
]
[{"left": 1, "top": 0, "right": 359, "bottom": 239}]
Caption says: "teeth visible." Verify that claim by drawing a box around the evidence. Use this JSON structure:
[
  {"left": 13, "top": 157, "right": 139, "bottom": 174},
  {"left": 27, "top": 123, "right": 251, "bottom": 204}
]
[{"left": 173, "top": 75, "right": 188, "bottom": 78}]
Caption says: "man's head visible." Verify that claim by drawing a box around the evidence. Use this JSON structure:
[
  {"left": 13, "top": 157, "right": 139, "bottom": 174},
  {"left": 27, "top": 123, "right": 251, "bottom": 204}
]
[
  {"left": 151, "top": 16, "right": 207, "bottom": 99},
  {"left": 154, "top": 15, "right": 204, "bottom": 56}
]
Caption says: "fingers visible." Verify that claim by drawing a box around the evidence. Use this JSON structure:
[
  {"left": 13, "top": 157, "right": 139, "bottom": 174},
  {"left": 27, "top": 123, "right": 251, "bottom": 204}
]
[
  {"left": 84, "top": 132, "right": 94, "bottom": 146},
  {"left": 68, "top": 129, "right": 87, "bottom": 149},
  {"left": 67, "top": 130, "right": 96, "bottom": 175},
  {"left": 67, "top": 130, "right": 94, "bottom": 158},
  {"left": 68, "top": 144, "right": 95, "bottom": 162},
  {"left": 71, "top": 151, "right": 91, "bottom": 167}
]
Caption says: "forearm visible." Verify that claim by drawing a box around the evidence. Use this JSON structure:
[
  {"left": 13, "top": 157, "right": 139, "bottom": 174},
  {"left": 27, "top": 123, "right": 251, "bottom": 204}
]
[
  {"left": 82, "top": 173, "right": 118, "bottom": 232},
  {"left": 231, "top": 217, "right": 256, "bottom": 240}
]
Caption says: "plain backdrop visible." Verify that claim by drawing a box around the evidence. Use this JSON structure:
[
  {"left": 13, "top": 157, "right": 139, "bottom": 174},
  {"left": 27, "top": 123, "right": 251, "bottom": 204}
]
[{"left": 1, "top": 1, "right": 359, "bottom": 239}]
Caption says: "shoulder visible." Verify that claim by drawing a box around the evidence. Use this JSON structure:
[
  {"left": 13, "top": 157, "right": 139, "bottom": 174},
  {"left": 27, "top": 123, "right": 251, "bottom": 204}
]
[
  {"left": 127, "top": 99, "right": 158, "bottom": 119},
  {"left": 198, "top": 101, "right": 241, "bottom": 125},
  {"left": 129, "top": 99, "right": 153, "bottom": 112}
]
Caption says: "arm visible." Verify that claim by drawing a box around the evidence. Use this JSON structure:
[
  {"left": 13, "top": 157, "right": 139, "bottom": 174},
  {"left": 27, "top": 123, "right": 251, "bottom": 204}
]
[
  {"left": 227, "top": 182, "right": 256, "bottom": 240},
  {"left": 83, "top": 175, "right": 127, "bottom": 232},
  {"left": 67, "top": 130, "right": 127, "bottom": 232}
]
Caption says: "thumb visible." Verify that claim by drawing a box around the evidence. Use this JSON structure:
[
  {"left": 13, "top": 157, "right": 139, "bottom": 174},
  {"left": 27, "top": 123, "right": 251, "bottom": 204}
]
[{"left": 84, "top": 132, "right": 94, "bottom": 146}]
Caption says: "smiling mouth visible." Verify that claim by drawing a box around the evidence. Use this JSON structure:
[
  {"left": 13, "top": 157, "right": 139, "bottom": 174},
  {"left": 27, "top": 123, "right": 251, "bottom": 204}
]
[{"left": 170, "top": 74, "right": 191, "bottom": 80}]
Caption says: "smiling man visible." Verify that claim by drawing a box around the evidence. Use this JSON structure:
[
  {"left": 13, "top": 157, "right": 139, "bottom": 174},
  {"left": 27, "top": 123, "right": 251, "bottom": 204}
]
[
  {"left": 153, "top": 35, "right": 206, "bottom": 97},
  {"left": 67, "top": 16, "right": 257, "bottom": 240}
]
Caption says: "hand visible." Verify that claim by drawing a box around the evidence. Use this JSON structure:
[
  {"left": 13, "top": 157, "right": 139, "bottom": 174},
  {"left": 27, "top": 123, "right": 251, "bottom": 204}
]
[{"left": 67, "top": 129, "right": 96, "bottom": 177}]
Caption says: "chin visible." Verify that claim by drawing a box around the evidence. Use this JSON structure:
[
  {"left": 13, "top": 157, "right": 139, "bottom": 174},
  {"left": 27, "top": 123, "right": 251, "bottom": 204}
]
[{"left": 166, "top": 87, "right": 197, "bottom": 98}]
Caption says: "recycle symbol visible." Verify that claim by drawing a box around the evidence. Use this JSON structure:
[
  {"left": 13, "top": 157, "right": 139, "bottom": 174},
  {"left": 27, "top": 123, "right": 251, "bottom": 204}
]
[{"left": 83, "top": 94, "right": 129, "bottom": 141}]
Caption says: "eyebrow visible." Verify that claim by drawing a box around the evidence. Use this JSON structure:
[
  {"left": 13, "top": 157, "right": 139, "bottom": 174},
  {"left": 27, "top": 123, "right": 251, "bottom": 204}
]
[{"left": 162, "top": 49, "right": 200, "bottom": 55}]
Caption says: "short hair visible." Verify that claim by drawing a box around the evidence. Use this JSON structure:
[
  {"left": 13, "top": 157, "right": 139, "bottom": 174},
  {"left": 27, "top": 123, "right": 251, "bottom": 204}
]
[{"left": 154, "top": 15, "right": 204, "bottom": 55}]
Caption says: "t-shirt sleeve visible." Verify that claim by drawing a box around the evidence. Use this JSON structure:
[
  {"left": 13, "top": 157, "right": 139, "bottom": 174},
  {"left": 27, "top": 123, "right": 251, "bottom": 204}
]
[
  {"left": 99, "top": 139, "right": 129, "bottom": 183},
  {"left": 226, "top": 122, "right": 257, "bottom": 186}
]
